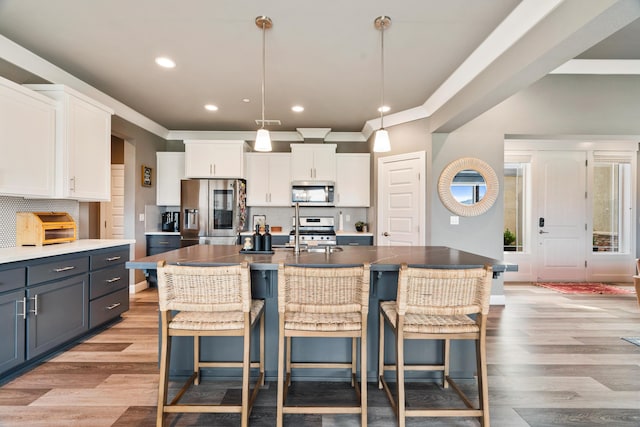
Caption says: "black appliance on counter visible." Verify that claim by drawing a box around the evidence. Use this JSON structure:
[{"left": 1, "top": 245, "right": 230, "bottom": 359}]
[{"left": 161, "top": 211, "right": 180, "bottom": 232}]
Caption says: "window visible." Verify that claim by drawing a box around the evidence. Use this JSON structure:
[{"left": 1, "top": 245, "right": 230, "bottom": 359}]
[
  {"left": 504, "top": 160, "right": 529, "bottom": 252},
  {"left": 592, "top": 156, "right": 632, "bottom": 253}
]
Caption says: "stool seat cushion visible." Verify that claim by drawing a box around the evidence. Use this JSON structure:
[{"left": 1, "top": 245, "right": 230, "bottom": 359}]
[
  {"left": 380, "top": 301, "right": 479, "bottom": 334},
  {"left": 170, "top": 300, "right": 264, "bottom": 331},
  {"left": 284, "top": 311, "right": 362, "bottom": 331}
]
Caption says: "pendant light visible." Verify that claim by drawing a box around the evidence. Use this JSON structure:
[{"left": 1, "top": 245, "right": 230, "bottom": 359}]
[
  {"left": 373, "top": 16, "right": 391, "bottom": 153},
  {"left": 255, "top": 16, "right": 273, "bottom": 152}
]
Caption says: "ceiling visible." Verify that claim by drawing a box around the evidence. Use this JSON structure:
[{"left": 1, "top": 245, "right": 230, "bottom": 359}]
[{"left": 0, "top": 0, "right": 639, "bottom": 140}]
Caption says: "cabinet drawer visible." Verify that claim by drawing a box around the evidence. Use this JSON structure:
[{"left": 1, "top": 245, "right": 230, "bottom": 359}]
[
  {"left": 28, "top": 256, "right": 89, "bottom": 286},
  {"left": 90, "top": 264, "right": 128, "bottom": 300},
  {"left": 337, "top": 236, "right": 373, "bottom": 246},
  {"left": 90, "top": 287, "right": 129, "bottom": 328},
  {"left": 0, "top": 267, "right": 26, "bottom": 293},
  {"left": 90, "top": 247, "right": 129, "bottom": 270},
  {"left": 147, "top": 235, "right": 181, "bottom": 248}
]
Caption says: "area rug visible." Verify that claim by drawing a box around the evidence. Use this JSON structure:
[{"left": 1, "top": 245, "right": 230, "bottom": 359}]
[
  {"left": 622, "top": 337, "right": 640, "bottom": 347},
  {"left": 535, "top": 282, "right": 635, "bottom": 295}
]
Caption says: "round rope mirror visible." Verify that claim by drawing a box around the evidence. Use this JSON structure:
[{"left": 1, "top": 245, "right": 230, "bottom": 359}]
[{"left": 437, "top": 157, "right": 499, "bottom": 217}]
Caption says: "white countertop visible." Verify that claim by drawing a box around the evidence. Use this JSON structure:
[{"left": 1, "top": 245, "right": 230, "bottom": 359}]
[{"left": 0, "top": 239, "right": 135, "bottom": 265}]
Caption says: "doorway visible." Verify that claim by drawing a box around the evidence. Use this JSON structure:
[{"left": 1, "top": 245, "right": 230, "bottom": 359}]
[
  {"left": 504, "top": 142, "right": 636, "bottom": 282},
  {"left": 377, "top": 151, "right": 426, "bottom": 246},
  {"left": 535, "top": 151, "right": 587, "bottom": 281}
]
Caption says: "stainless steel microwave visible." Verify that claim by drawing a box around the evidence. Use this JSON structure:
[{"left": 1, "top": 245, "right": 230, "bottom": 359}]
[{"left": 291, "top": 181, "right": 335, "bottom": 206}]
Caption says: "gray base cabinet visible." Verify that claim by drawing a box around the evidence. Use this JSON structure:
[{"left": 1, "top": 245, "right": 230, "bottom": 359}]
[
  {"left": 337, "top": 235, "right": 373, "bottom": 246},
  {"left": 27, "top": 275, "right": 89, "bottom": 359},
  {"left": 88, "top": 246, "right": 130, "bottom": 328},
  {"left": 0, "top": 289, "right": 26, "bottom": 373},
  {"left": 146, "top": 234, "right": 181, "bottom": 256},
  {"left": 0, "top": 244, "right": 130, "bottom": 379}
]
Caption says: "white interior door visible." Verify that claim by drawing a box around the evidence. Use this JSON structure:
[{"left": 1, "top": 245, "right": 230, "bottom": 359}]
[
  {"left": 535, "top": 151, "right": 586, "bottom": 281},
  {"left": 377, "top": 152, "right": 425, "bottom": 246},
  {"left": 100, "top": 164, "right": 125, "bottom": 239}
]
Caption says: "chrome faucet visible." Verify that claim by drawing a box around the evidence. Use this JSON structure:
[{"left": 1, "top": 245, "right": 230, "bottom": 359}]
[{"left": 294, "top": 202, "right": 301, "bottom": 254}]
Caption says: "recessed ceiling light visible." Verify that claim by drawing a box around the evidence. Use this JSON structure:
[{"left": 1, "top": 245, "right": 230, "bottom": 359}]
[
  {"left": 378, "top": 105, "right": 390, "bottom": 113},
  {"left": 204, "top": 104, "right": 218, "bottom": 111},
  {"left": 155, "top": 57, "right": 176, "bottom": 68},
  {"left": 291, "top": 105, "right": 304, "bottom": 113},
  {"left": 242, "top": 98, "right": 251, "bottom": 103}
]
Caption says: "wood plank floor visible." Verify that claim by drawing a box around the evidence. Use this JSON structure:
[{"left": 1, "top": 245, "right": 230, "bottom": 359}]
[{"left": 0, "top": 283, "right": 639, "bottom": 426}]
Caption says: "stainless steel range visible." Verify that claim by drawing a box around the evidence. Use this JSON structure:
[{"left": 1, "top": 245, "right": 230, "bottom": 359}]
[{"left": 289, "top": 216, "right": 336, "bottom": 245}]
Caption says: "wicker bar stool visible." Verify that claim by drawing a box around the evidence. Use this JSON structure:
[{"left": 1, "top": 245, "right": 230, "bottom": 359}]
[
  {"left": 156, "top": 261, "right": 265, "bottom": 427},
  {"left": 378, "top": 264, "right": 492, "bottom": 427},
  {"left": 276, "top": 262, "right": 370, "bottom": 426}
]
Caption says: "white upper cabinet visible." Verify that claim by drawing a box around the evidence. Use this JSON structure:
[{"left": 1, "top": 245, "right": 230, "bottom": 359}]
[
  {"left": 184, "top": 140, "right": 245, "bottom": 178},
  {"left": 336, "top": 153, "right": 370, "bottom": 207},
  {"left": 246, "top": 153, "right": 291, "bottom": 206},
  {"left": 26, "top": 84, "right": 114, "bottom": 201},
  {"left": 156, "top": 152, "right": 185, "bottom": 206},
  {"left": 0, "top": 77, "right": 56, "bottom": 198},
  {"left": 290, "top": 144, "right": 336, "bottom": 181}
]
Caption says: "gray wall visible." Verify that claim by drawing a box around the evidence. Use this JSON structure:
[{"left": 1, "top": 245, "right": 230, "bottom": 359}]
[
  {"left": 112, "top": 115, "right": 166, "bottom": 283},
  {"left": 378, "top": 74, "right": 640, "bottom": 297}
]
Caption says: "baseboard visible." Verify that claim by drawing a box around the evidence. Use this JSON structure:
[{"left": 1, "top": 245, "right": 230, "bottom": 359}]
[
  {"left": 130, "top": 280, "right": 149, "bottom": 294},
  {"left": 490, "top": 294, "right": 506, "bottom": 306}
]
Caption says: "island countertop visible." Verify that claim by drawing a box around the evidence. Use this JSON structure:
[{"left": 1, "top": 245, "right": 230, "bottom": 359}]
[
  {"left": 126, "top": 244, "right": 514, "bottom": 381},
  {"left": 126, "top": 244, "right": 514, "bottom": 274}
]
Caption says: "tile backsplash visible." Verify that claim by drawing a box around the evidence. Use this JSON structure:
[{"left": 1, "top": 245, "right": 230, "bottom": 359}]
[{"left": 0, "top": 196, "right": 79, "bottom": 248}]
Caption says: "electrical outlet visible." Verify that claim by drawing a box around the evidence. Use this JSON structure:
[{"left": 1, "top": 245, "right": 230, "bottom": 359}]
[
  {"left": 346, "top": 214, "right": 351, "bottom": 222},
  {"left": 450, "top": 216, "right": 459, "bottom": 225},
  {"left": 139, "top": 213, "right": 145, "bottom": 222}
]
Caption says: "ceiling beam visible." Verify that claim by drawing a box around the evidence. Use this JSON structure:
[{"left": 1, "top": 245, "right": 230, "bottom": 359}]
[{"left": 428, "top": 0, "right": 640, "bottom": 133}]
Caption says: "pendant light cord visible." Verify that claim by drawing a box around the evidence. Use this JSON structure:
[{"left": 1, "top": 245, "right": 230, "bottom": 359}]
[
  {"left": 261, "top": 21, "right": 266, "bottom": 130},
  {"left": 380, "top": 17, "right": 385, "bottom": 129},
  {"left": 380, "top": 22, "right": 385, "bottom": 130}
]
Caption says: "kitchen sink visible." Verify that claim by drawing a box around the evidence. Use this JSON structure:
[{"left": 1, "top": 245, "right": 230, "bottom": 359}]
[
  {"left": 272, "top": 245, "right": 343, "bottom": 253},
  {"left": 305, "top": 246, "right": 343, "bottom": 253}
]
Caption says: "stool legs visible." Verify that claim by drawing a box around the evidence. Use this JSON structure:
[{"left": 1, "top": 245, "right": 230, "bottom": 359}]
[
  {"left": 157, "top": 313, "right": 171, "bottom": 427},
  {"left": 276, "top": 319, "right": 285, "bottom": 427}
]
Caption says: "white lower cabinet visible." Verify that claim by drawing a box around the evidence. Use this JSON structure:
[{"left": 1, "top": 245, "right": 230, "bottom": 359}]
[
  {"left": 246, "top": 153, "right": 291, "bottom": 206},
  {"left": 336, "top": 153, "right": 370, "bottom": 207},
  {"left": 0, "top": 77, "right": 56, "bottom": 197}
]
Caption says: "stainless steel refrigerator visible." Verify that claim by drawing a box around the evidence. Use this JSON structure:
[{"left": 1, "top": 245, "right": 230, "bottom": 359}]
[{"left": 180, "top": 179, "right": 247, "bottom": 245}]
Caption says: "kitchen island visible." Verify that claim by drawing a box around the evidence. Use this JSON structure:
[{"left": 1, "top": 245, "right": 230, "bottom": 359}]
[{"left": 127, "top": 244, "right": 513, "bottom": 382}]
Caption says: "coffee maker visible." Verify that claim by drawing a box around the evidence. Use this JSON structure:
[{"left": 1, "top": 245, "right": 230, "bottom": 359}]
[{"left": 161, "top": 212, "right": 179, "bottom": 232}]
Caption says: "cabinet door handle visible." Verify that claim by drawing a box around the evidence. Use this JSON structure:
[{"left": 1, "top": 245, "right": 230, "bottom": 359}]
[
  {"left": 17, "top": 297, "right": 27, "bottom": 320},
  {"left": 106, "top": 277, "right": 121, "bottom": 283},
  {"left": 30, "top": 295, "right": 38, "bottom": 316},
  {"left": 106, "top": 302, "right": 121, "bottom": 310},
  {"left": 54, "top": 266, "right": 76, "bottom": 272},
  {"left": 158, "top": 241, "right": 169, "bottom": 245},
  {"left": 106, "top": 256, "right": 121, "bottom": 261}
]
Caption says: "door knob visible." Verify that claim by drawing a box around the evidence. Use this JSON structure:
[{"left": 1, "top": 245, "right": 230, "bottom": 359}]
[{"left": 382, "top": 232, "right": 390, "bottom": 237}]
